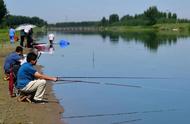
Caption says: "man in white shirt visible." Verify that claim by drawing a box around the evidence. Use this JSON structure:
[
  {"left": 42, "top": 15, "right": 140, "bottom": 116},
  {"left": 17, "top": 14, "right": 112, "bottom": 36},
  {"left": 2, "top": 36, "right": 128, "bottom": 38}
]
[{"left": 48, "top": 33, "right": 55, "bottom": 45}]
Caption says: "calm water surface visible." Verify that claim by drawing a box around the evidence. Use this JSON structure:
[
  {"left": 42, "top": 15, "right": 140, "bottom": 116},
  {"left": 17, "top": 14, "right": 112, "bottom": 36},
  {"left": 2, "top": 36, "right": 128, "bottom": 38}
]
[{"left": 37, "top": 31, "right": 190, "bottom": 124}]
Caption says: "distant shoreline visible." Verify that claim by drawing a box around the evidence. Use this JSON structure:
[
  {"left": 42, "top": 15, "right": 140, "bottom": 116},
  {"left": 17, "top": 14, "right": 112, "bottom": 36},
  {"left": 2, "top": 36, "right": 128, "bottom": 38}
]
[{"left": 47, "top": 23, "right": 190, "bottom": 35}]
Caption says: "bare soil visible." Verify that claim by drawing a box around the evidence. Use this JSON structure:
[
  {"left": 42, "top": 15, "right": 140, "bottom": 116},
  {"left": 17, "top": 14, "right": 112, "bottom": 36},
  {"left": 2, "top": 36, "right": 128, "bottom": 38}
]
[{"left": 0, "top": 45, "right": 64, "bottom": 124}]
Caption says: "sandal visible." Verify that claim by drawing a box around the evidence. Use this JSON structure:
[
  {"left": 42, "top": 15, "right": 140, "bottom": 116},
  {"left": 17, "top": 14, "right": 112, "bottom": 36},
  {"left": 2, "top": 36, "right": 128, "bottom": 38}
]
[{"left": 3, "top": 76, "right": 10, "bottom": 81}]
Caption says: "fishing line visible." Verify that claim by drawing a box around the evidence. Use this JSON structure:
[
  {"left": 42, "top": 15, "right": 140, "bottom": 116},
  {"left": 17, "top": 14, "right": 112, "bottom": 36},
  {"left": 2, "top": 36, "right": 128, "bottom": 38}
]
[
  {"left": 57, "top": 79, "right": 101, "bottom": 84},
  {"left": 105, "top": 82, "right": 141, "bottom": 88},
  {"left": 63, "top": 109, "right": 176, "bottom": 119},
  {"left": 112, "top": 119, "right": 142, "bottom": 124},
  {"left": 56, "top": 79, "right": 190, "bottom": 92},
  {"left": 56, "top": 79, "right": 142, "bottom": 88},
  {"left": 57, "top": 76, "right": 173, "bottom": 80},
  {"left": 63, "top": 112, "right": 139, "bottom": 119}
]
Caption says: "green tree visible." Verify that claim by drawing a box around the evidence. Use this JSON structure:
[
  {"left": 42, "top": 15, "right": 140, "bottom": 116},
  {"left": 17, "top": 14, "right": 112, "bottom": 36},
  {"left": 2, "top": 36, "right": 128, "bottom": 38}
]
[
  {"left": 120, "top": 14, "right": 133, "bottom": 21},
  {"left": 5, "top": 15, "right": 47, "bottom": 26},
  {"left": 144, "top": 6, "right": 159, "bottom": 25},
  {"left": 0, "top": 0, "right": 7, "bottom": 24},
  {"left": 172, "top": 13, "right": 177, "bottom": 19},
  {"left": 109, "top": 14, "right": 119, "bottom": 24},
  {"left": 100, "top": 17, "right": 108, "bottom": 26},
  {"left": 168, "top": 12, "right": 172, "bottom": 19}
]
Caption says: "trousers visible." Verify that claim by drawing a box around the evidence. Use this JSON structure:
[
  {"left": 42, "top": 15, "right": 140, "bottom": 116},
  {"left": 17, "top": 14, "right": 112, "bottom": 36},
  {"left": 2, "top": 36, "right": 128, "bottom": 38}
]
[{"left": 21, "top": 79, "right": 46, "bottom": 100}]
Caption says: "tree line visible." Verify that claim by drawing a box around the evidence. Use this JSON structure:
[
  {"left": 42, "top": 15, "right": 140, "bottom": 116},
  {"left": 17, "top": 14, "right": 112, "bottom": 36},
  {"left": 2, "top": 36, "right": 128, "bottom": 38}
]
[
  {"left": 1, "top": 0, "right": 190, "bottom": 28},
  {"left": 101, "top": 6, "right": 190, "bottom": 26},
  {"left": 0, "top": 0, "right": 47, "bottom": 27},
  {"left": 50, "top": 6, "right": 190, "bottom": 27},
  {"left": 49, "top": 21, "right": 99, "bottom": 27},
  {"left": 5, "top": 15, "right": 47, "bottom": 27}
]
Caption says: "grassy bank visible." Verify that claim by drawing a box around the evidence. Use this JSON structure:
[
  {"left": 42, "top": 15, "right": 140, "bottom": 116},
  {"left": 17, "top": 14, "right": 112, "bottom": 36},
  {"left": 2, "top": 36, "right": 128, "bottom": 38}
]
[
  {"left": 103, "top": 23, "right": 190, "bottom": 35},
  {"left": 0, "top": 28, "right": 9, "bottom": 42},
  {"left": 0, "top": 28, "right": 21, "bottom": 43}
]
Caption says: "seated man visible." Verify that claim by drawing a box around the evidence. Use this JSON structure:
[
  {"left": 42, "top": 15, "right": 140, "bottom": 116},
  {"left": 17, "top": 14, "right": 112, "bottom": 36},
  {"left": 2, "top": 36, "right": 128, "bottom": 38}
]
[
  {"left": 16, "top": 52, "right": 57, "bottom": 103},
  {"left": 3, "top": 46, "right": 23, "bottom": 80}
]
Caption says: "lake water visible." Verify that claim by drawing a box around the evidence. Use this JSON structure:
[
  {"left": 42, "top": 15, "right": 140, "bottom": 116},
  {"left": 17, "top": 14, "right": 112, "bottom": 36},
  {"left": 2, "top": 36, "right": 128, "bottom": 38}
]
[{"left": 37, "top": 31, "right": 190, "bottom": 124}]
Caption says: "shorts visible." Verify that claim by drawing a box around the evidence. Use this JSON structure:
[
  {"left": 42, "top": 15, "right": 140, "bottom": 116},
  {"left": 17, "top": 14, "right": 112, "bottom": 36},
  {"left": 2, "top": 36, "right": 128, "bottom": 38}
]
[{"left": 10, "top": 36, "right": 14, "bottom": 43}]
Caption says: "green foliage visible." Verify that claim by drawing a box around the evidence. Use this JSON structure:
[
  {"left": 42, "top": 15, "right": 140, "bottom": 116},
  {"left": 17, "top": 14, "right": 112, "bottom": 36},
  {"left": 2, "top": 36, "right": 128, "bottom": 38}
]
[
  {"left": 99, "top": 6, "right": 189, "bottom": 27},
  {"left": 109, "top": 14, "right": 119, "bottom": 24},
  {"left": 0, "top": 0, "right": 47, "bottom": 27},
  {"left": 52, "top": 21, "right": 99, "bottom": 27},
  {"left": 172, "top": 13, "right": 177, "bottom": 19},
  {"left": 0, "top": 0, "right": 7, "bottom": 24},
  {"left": 100, "top": 17, "right": 108, "bottom": 26},
  {"left": 188, "top": 24, "right": 190, "bottom": 32},
  {"left": 144, "top": 6, "right": 158, "bottom": 25},
  {"left": 5, "top": 15, "right": 47, "bottom": 27},
  {"left": 48, "top": 6, "right": 190, "bottom": 29}
]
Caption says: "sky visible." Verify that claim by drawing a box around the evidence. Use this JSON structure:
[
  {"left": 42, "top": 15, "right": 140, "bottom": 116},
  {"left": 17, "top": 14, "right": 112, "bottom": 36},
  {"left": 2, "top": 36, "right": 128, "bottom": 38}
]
[{"left": 4, "top": 0, "right": 190, "bottom": 23}]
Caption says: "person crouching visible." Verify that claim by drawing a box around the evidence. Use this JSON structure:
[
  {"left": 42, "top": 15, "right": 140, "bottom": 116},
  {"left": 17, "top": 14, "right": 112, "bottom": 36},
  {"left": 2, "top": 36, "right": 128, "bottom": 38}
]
[{"left": 16, "top": 52, "right": 57, "bottom": 103}]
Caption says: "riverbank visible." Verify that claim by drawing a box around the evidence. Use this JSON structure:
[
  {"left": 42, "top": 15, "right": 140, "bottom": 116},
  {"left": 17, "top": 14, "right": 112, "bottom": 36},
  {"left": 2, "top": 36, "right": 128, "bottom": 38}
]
[
  {"left": 0, "top": 45, "right": 64, "bottom": 124},
  {"left": 48, "top": 23, "right": 190, "bottom": 35}
]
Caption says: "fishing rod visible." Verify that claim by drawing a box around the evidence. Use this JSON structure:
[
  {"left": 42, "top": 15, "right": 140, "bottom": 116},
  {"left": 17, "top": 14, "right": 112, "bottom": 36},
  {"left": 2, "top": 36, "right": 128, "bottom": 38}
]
[
  {"left": 63, "top": 111, "right": 138, "bottom": 119},
  {"left": 57, "top": 79, "right": 101, "bottom": 84},
  {"left": 57, "top": 76, "right": 172, "bottom": 79},
  {"left": 56, "top": 79, "right": 142, "bottom": 88},
  {"left": 63, "top": 109, "right": 176, "bottom": 119},
  {"left": 37, "top": 52, "right": 42, "bottom": 59}
]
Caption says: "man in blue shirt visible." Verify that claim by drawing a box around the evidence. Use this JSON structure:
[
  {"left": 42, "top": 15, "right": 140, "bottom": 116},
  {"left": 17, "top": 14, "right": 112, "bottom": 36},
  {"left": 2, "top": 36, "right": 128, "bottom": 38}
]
[
  {"left": 9, "top": 26, "right": 15, "bottom": 44},
  {"left": 4, "top": 46, "right": 23, "bottom": 80},
  {"left": 17, "top": 52, "right": 57, "bottom": 103}
]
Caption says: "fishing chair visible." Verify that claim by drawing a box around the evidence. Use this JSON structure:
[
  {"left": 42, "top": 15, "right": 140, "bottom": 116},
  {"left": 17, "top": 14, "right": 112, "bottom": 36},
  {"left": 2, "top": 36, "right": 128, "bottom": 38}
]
[{"left": 17, "top": 90, "right": 33, "bottom": 103}]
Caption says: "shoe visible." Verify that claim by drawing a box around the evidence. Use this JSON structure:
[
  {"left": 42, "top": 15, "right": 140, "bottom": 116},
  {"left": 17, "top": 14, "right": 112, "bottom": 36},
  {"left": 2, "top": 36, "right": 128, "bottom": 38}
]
[
  {"left": 3, "top": 76, "right": 10, "bottom": 81},
  {"left": 11, "top": 93, "right": 16, "bottom": 97},
  {"left": 32, "top": 99, "right": 48, "bottom": 104}
]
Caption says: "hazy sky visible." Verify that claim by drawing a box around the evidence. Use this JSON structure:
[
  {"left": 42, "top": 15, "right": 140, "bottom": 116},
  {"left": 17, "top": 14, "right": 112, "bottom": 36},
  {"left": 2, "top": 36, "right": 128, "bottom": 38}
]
[{"left": 4, "top": 0, "right": 190, "bottom": 23}]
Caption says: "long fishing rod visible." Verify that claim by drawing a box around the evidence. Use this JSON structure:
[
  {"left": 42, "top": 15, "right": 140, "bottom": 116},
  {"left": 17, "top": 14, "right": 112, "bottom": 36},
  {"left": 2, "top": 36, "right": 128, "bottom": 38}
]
[
  {"left": 63, "top": 111, "right": 138, "bottom": 119},
  {"left": 63, "top": 109, "right": 176, "bottom": 119},
  {"left": 57, "top": 79, "right": 101, "bottom": 84},
  {"left": 56, "top": 79, "right": 142, "bottom": 88},
  {"left": 57, "top": 76, "right": 172, "bottom": 79}
]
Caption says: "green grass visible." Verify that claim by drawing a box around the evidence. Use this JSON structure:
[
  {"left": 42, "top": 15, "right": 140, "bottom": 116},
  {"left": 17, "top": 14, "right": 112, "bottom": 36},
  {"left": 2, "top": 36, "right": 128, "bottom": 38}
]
[
  {"left": 102, "top": 23, "right": 190, "bottom": 35},
  {"left": 0, "top": 28, "right": 20, "bottom": 42},
  {"left": 0, "top": 28, "right": 9, "bottom": 42}
]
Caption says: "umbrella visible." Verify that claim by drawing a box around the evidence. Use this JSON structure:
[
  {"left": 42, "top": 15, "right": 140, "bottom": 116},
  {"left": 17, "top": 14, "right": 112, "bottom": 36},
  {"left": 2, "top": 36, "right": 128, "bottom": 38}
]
[{"left": 15, "top": 24, "right": 37, "bottom": 31}]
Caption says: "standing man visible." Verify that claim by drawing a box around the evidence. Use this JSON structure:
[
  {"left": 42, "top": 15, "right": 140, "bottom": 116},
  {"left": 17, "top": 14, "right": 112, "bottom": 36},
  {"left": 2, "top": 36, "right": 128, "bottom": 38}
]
[
  {"left": 25, "top": 28, "right": 33, "bottom": 48},
  {"left": 48, "top": 33, "right": 55, "bottom": 45},
  {"left": 20, "top": 29, "right": 25, "bottom": 47},
  {"left": 16, "top": 52, "right": 57, "bottom": 103},
  {"left": 9, "top": 26, "right": 15, "bottom": 44}
]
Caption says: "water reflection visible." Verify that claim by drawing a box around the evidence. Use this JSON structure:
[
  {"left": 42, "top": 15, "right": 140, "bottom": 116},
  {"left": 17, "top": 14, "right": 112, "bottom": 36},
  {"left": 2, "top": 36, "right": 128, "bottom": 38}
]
[
  {"left": 100, "top": 31, "right": 184, "bottom": 51},
  {"left": 45, "top": 30, "right": 190, "bottom": 51},
  {"left": 33, "top": 43, "right": 55, "bottom": 54}
]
